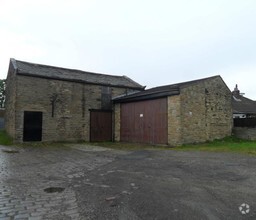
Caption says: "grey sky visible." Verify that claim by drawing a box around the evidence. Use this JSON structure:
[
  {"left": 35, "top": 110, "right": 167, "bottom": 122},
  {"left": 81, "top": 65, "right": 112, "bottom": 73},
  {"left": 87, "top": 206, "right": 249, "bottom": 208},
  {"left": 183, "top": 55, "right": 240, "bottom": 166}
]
[{"left": 1, "top": 0, "right": 256, "bottom": 99}]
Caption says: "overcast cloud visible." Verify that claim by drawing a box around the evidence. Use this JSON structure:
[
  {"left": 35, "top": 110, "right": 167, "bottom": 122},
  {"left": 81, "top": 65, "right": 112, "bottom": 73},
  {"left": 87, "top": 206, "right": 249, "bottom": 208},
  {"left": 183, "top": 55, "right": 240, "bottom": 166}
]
[{"left": 1, "top": 0, "right": 256, "bottom": 98}]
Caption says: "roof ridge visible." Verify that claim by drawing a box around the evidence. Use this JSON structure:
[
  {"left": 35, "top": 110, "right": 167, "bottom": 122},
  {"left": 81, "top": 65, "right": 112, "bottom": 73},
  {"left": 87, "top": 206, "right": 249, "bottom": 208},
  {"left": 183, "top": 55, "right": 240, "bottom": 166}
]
[
  {"left": 145, "top": 75, "right": 221, "bottom": 90},
  {"left": 177, "top": 75, "right": 221, "bottom": 87}
]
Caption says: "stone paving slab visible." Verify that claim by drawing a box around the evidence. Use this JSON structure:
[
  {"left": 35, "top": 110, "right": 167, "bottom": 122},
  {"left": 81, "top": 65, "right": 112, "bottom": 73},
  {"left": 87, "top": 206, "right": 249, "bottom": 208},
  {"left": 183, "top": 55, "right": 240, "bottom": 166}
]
[{"left": 0, "top": 144, "right": 119, "bottom": 219}]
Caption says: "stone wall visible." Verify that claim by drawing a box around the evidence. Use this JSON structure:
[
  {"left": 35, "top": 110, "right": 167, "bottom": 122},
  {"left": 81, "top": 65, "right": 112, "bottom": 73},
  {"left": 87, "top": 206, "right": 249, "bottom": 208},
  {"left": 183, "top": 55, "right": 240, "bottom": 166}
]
[
  {"left": 9, "top": 74, "right": 129, "bottom": 142},
  {"left": 4, "top": 64, "right": 17, "bottom": 138},
  {"left": 167, "top": 95, "right": 182, "bottom": 146},
  {"left": 180, "top": 83, "right": 207, "bottom": 144},
  {"left": 114, "top": 103, "right": 121, "bottom": 141},
  {"left": 179, "top": 77, "right": 232, "bottom": 144},
  {"left": 205, "top": 80, "right": 233, "bottom": 141},
  {"left": 233, "top": 127, "right": 256, "bottom": 140}
]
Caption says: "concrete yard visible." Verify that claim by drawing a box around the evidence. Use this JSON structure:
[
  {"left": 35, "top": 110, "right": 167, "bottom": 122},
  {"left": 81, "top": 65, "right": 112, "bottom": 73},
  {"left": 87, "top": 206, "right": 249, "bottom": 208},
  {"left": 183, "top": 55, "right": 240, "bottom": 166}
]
[{"left": 0, "top": 144, "right": 256, "bottom": 220}]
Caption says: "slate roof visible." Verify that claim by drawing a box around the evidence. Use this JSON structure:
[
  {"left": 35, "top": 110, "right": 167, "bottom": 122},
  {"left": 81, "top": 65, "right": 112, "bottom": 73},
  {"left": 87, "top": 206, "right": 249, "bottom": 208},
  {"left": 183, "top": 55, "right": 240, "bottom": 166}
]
[
  {"left": 114, "top": 75, "right": 223, "bottom": 103},
  {"left": 232, "top": 94, "right": 256, "bottom": 114},
  {"left": 10, "top": 58, "right": 144, "bottom": 89},
  {"left": 113, "top": 84, "right": 180, "bottom": 103}
]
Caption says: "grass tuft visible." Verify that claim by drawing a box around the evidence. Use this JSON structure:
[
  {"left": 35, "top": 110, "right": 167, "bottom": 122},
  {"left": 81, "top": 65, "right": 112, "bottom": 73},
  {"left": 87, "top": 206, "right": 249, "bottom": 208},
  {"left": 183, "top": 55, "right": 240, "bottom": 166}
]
[
  {"left": 0, "top": 130, "right": 13, "bottom": 145},
  {"left": 177, "top": 136, "right": 256, "bottom": 155}
]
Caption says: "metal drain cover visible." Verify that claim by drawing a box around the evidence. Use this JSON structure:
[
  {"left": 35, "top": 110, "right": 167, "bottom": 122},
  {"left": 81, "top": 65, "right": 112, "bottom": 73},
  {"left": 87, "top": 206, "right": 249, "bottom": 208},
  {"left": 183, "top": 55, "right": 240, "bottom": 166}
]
[
  {"left": 2, "top": 150, "right": 19, "bottom": 154},
  {"left": 44, "top": 187, "right": 65, "bottom": 193}
]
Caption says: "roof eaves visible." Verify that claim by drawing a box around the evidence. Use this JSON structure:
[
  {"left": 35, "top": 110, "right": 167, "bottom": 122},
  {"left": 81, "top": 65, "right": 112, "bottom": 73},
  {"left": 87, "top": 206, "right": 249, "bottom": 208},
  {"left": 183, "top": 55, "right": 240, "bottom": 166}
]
[
  {"left": 16, "top": 71, "right": 144, "bottom": 89},
  {"left": 122, "top": 75, "right": 144, "bottom": 89},
  {"left": 114, "top": 90, "right": 180, "bottom": 103}
]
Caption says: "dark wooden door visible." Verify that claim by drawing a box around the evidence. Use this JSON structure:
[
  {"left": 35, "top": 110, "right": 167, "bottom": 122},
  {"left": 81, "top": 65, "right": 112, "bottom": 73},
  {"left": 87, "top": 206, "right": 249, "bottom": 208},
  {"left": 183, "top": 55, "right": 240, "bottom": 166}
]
[
  {"left": 23, "top": 111, "right": 43, "bottom": 141},
  {"left": 120, "top": 98, "right": 168, "bottom": 144},
  {"left": 90, "top": 110, "right": 112, "bottom": 142}
]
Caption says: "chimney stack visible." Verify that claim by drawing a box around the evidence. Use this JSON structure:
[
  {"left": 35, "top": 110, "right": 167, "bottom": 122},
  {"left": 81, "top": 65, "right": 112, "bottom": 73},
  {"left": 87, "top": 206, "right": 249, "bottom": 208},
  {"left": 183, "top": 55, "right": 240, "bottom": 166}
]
[{"left": 232, "top": 84, "right": 240, "bottom": 96}]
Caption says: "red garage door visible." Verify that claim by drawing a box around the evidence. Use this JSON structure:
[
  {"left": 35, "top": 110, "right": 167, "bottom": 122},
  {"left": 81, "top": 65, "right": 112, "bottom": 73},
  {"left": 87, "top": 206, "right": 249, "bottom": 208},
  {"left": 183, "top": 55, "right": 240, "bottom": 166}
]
[{"left": 120, "top": 98, "right": 168, "bottom": 144}]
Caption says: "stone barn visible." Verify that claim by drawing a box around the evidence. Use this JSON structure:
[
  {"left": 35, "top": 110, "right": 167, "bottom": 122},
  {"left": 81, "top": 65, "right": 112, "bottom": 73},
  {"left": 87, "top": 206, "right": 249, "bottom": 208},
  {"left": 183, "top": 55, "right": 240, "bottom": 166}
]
[
  {"left": 5, "top": 58, "right": 144, "bottom": 142},
  {"left": 114, "top": 76, "right": 233, "bottom": 146}
]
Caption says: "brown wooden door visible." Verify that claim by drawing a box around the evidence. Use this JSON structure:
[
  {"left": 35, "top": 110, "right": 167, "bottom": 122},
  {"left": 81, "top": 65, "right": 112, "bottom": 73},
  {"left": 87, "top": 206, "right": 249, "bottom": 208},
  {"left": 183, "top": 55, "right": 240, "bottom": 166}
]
[
  {"left": 120, "top": 98, "right": 168, "bottom": 145},
  {"left": 90, "top": 110, "right": 112, "bottom": 142}
]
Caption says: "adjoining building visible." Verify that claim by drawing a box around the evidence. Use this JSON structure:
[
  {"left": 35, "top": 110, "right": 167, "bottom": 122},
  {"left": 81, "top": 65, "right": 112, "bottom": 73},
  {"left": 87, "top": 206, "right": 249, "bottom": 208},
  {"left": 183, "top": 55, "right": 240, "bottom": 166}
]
[
  {"left": 114, "top": 76, "right": 233, "bottom": 146},
  {"left": 5, "top": 58, "right": 144, "bottom": 142},
  {"left": 232, "top": 84, "right": 256, "bottom": 118},
  {"left": 231, "top": 85, "right": 256, "bottom": 140}
]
